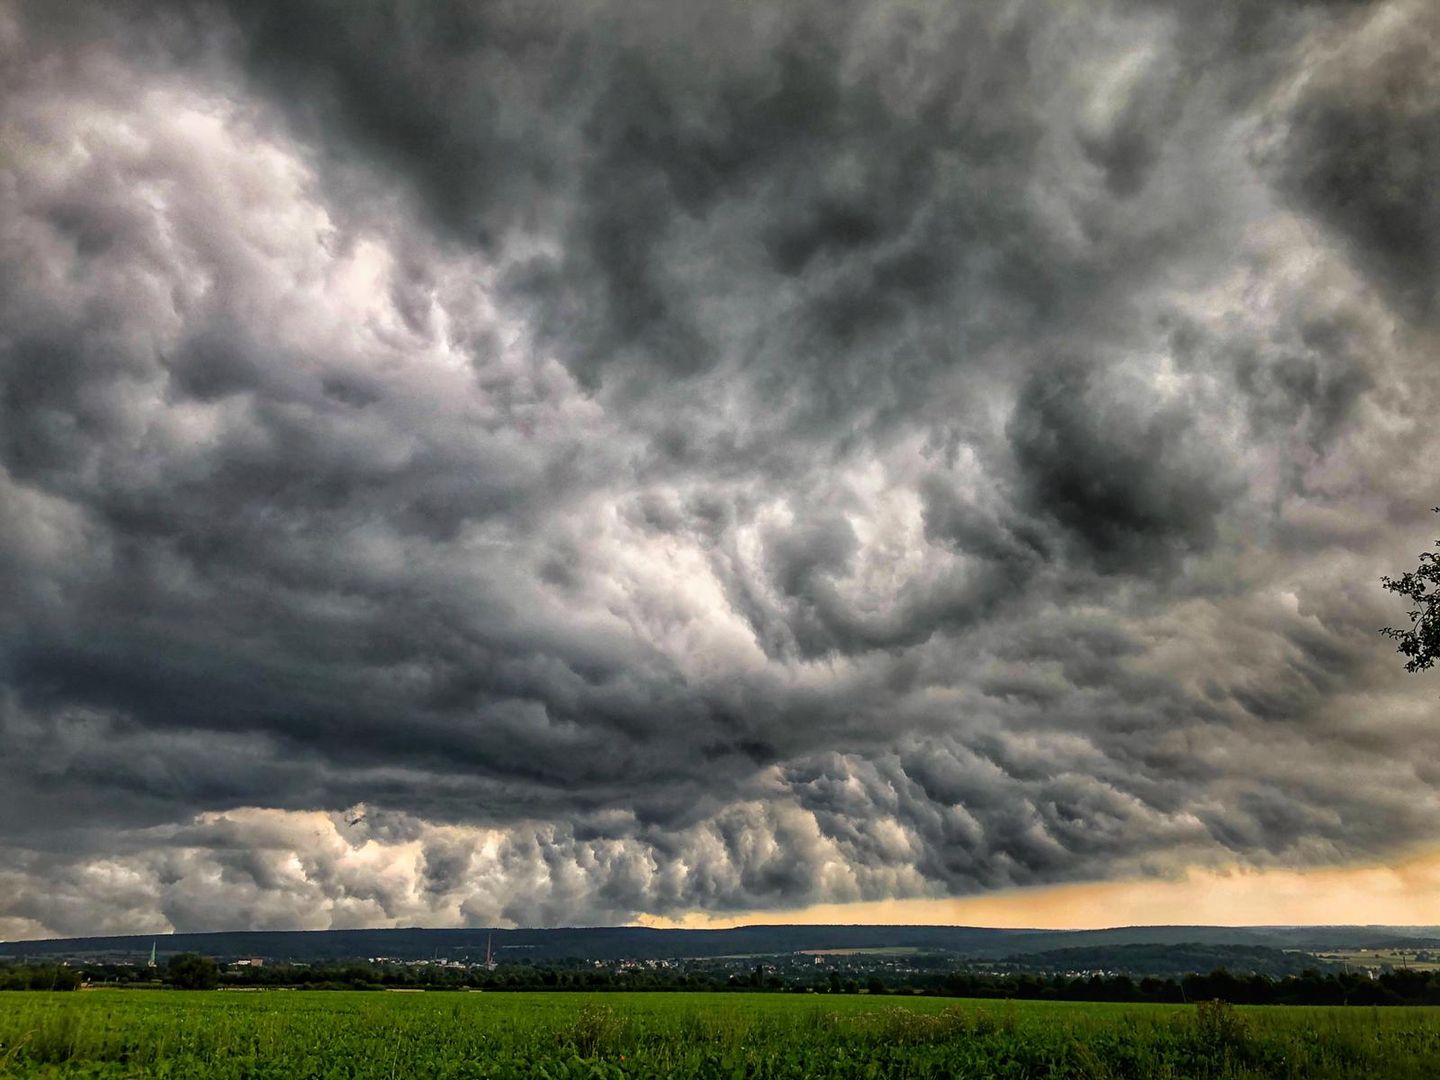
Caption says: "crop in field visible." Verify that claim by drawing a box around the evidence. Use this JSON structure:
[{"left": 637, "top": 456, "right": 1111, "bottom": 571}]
[{"left": 3, "top": 990, "right": 1440, "bottom": 1078}]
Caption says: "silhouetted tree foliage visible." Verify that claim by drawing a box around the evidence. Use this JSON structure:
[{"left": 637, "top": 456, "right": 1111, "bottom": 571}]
[
  {"left": 1383, "top": 508, "right": 1440, "bottom": 672},
  {"left": 0, "top": 965, "right": 80, "bottom": 990},
  {"left": 165, "top": 952, "right": 220, "bottom": 990}
]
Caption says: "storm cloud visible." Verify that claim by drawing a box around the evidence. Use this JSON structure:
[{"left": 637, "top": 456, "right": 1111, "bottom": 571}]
[{"left": 2, "top": 0, "right": 1439, "bottom": 935}]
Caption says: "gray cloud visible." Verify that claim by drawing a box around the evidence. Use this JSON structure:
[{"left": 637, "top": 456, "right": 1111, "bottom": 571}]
[
  {"left": 1005, "top": 358, "right": 1240, "bottom": 573},
  {"left": 2, "top": 0, "right": 1440, "bottom": 934},
  {"left": 1273, "top": 1, "right": 1440, "bottom": 321}
]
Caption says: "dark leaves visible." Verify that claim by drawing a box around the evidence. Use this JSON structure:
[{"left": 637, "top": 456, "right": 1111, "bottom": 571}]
[{"left": 1381, "top": 508, "right": 1440, "bottom": 673}]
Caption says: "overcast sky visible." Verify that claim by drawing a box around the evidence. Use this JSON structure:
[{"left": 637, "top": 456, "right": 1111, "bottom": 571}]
[{"left": 2, "top": 0, "right": 1438, "bottom": 938}]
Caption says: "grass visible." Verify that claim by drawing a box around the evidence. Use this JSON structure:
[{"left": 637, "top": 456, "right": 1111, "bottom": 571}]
[{"left": 2, "top": 990, "right": 1440, "bottom": 1077}]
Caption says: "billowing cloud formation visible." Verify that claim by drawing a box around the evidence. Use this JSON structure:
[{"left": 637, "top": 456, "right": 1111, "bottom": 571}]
[{"left": 3, "top": 0, "right": 1440, "bottom": 934}]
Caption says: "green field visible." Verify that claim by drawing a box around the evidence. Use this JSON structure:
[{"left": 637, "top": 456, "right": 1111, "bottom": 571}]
[{"left": 3, "top": 990, "right": 1440, "bottom": 1078}]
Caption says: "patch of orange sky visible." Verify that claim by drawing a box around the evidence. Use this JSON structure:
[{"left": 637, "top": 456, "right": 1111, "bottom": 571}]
[{"left": 635, "top": 850, "right": 1440, "bottom": 930}]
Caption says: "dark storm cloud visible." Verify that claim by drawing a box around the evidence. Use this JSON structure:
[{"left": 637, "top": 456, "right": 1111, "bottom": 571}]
[
  {"left": 1005, "top": 359, "right": 1238, "bottom": 573},
  {"left": 2, "top": 0, "right": 1440, "bottom": 934},
  {"left": 1273, "top": 1, "right": 1440, "bottom": 320}
]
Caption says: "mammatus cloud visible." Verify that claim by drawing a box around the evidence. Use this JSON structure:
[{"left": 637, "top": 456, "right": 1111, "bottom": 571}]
[{"left": 2, "top": 0, "right": 1439, "bottom": 934}]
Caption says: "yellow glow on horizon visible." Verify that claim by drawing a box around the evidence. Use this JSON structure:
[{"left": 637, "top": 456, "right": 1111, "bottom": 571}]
[{"left": 635, "top": 850, "right": 1440, "bottom": 930}]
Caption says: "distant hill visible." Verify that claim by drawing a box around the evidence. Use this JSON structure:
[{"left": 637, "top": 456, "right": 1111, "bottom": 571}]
[
  {"left": 995, "top": 925, "right": 1440, "bottom": 954},
  {"left": 4, "top": 924, "right": 1438, "bottom": 966},
  {"left": 0, "top": 925, "right": 1026, "bottom": 964}
]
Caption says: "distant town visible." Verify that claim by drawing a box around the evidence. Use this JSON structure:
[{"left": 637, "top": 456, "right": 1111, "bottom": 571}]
[{"left": 10, "top": 924, "right": 1440, "bottom": 1005}]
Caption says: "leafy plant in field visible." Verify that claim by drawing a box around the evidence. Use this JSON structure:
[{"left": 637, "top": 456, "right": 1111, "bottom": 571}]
[
  {"left": 1184, "top": 998, "right": 1259, "bottom": 1076},
  {"left": 1193, "top": 998, "right": 1247, "bottom": 1048},
  {"left": 863, "top": 1005, "right": 983, "bottom": 1045},
  {"left": 565, "top": 1003, "right": 623, "bottom": 1056}
]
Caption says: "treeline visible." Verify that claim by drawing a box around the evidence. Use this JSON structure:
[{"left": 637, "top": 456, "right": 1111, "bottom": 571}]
[
  {"left": 190, "top": 962, "right": 1440, "bottom": 1004},
  {"left": 931, "top": 968, "right": 1440, "bottom": 1006},
  {"left": 11, "top": 958, "right": 1440, "bottom": 1006},
  {"left": 0, "top": 965, "right": 83, "bottom": 991}
]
